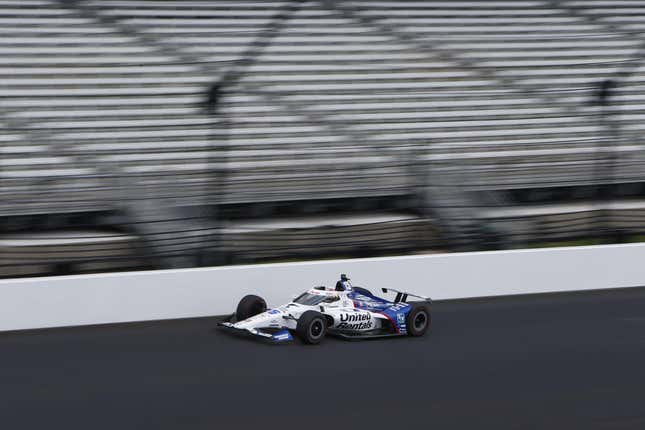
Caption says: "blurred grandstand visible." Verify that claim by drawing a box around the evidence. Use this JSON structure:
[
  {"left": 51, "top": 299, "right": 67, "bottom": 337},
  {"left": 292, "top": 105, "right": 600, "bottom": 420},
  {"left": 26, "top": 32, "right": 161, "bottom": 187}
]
[{"left": 2, "top": 0, "right": 645, "bottom": 278}]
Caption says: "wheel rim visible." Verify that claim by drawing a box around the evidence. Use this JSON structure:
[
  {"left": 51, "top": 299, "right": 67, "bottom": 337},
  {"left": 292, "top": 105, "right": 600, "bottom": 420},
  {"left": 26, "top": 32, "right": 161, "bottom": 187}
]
[
  {"left": 310, "top": 319, "right": 324, "bottom": 339},
  {"left": 413, "top": 311, "right": 427, "bottom": 331}
]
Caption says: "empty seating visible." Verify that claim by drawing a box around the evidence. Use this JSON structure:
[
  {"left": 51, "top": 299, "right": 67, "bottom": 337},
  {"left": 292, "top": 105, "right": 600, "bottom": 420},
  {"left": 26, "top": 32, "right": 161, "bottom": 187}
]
[
  {"left": 5, "top": 0, "right": 645, "bottom": 208},
  {"left": 2, "top": 0, "right": 645, "bottom": 272},
  {"left": 0, "top": 230, "right": 144, "bottom": 277}
]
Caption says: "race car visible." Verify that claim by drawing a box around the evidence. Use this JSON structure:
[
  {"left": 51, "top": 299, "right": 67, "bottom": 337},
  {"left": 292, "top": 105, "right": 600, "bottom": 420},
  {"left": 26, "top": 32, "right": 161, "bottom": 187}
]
[{"left": 218, "top": 274, "right": 431, "bottom": 344}]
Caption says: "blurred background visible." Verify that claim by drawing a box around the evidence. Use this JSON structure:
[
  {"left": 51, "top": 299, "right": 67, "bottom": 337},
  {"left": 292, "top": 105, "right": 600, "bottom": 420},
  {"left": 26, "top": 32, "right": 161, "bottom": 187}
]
[{"left": 2, "top": 0, "right": 645, "bottom": 278}]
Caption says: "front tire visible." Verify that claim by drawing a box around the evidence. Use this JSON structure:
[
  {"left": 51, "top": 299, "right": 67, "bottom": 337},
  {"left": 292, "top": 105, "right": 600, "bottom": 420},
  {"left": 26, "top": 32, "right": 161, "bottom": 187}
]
[
  {"left": 236, "top": 295, "right": 267, "bottom": 321},
  {"left": 296, "top": 311, "right": 327, "bottom": 344},
  {"left": 406, "top": 303, "right": 431, "bottom": 337}
]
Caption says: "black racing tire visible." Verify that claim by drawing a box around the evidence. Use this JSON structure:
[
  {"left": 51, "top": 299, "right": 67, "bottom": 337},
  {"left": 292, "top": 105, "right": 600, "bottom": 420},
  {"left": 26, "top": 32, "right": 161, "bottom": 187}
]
[
  {"left": 235, "top": 295, "right": 267, "bottom": 322},
  {"left": 406, "top": 303, "right": 431, "bottom": 337},
  {"left": 296, "top": 311, "right": 327, "bottom": 345}
]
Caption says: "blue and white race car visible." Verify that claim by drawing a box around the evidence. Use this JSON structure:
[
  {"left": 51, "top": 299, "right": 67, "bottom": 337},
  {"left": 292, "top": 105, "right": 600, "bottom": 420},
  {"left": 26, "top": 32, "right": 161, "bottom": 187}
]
[{"left": 218, "top": 274, "right": 432, "bottom": 344}]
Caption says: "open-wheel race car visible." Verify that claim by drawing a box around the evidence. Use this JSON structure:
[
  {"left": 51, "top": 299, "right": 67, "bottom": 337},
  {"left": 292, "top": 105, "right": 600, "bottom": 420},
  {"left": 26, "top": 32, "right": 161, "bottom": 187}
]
[{"left": 218, "top": 274, "right": 432, "bottom": 344}]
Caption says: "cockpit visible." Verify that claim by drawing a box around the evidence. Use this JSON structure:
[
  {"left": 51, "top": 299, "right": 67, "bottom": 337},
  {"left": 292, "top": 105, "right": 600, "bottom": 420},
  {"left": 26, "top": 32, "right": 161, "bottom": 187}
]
[{"left": 293, "top": 292, "right": 341, "bottom": 306}]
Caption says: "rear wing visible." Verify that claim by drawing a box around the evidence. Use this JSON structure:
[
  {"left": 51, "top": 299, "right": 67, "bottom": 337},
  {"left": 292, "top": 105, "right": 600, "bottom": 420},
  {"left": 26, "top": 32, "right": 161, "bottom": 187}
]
[{"left": 381, "top": 287, "right": 432, "bottom": 304}]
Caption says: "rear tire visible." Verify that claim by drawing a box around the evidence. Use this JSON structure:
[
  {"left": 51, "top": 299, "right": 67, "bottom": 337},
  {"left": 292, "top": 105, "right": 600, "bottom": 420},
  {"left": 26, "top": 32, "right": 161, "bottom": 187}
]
[
  {"left": 296, "top": 311, "right": 327, "bottom": 344},
  {"left": 236, "top": 295, "right": 267, "bottom": 321},
  {"left": 406, "top": 303, "right": 431, "bottom": 337}
]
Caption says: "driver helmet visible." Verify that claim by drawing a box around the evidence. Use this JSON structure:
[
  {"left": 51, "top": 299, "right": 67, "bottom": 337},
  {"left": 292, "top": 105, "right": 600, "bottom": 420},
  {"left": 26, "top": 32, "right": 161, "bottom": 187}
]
[{"left": 335, "top": 274, "right": 352, "bottom": 291}]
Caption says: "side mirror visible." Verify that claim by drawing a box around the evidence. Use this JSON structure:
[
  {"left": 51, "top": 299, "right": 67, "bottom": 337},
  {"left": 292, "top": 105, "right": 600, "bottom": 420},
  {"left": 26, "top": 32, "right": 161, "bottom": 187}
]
[{"left": 381, "top": 288, "right": 388, "bottom": 293}]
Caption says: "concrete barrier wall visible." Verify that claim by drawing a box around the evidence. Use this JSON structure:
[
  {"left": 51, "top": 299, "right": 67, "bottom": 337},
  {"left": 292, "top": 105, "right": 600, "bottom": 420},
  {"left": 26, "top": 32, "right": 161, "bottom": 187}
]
[{"left": 1, "top": 243, "right": 644, "bottom": 332}]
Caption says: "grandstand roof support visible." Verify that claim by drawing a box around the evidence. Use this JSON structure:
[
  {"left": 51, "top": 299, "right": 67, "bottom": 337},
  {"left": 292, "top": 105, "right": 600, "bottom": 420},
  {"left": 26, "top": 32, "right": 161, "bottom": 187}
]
[
  {"left": 204, "top": 0, "right": 305, "bottom": 264},
  {"left": 594, "top": 78, "right": 616, "bottom": 242}
]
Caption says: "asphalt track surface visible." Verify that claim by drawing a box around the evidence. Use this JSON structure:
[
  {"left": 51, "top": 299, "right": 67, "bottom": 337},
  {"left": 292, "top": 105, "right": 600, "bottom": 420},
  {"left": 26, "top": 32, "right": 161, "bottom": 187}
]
[{"left": 1, "top": 287, "right": 645, "bottom": 430}]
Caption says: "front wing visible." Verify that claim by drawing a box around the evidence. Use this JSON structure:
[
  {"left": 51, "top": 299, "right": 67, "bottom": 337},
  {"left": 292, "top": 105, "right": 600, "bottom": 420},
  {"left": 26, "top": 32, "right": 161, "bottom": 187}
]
[{"left": 217, "top": 320, "right": 294, "bottom": 343}]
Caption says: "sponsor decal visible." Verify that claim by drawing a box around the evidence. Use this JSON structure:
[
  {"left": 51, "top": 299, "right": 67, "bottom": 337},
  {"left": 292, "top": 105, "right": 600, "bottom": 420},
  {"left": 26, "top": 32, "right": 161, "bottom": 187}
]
[
  {"left": 397, "top": 313, "right": 405, "bottom": 325},
  {"left": 388, "top": 302, "right": 409, "bottom": 312},
  {"left": 337, "top": 312, "right": 373, "bottom": 330},
  {"left": 349, "top": 293, "right": 393, "bottom": 311},
  {"left": 268, "top": 309, "right": 280, "bottom": 315},
  {"left": 272, "top": 329, "right": 293, "bottom": 342},
  {"left": 340, "top": 313, "right": 370, "bottom": 322},
  {"left": 336, "top": 321, "right": 373, "bottom": 330},
  {"left": 379, "top": 302, "right": 410, "bottom": 334}
]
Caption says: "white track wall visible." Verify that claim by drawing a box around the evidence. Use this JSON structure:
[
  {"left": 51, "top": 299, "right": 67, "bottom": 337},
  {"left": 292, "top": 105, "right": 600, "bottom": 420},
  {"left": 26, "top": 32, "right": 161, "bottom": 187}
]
[{"left": 1, "top": 243, "right": 644, "bottom": 332}]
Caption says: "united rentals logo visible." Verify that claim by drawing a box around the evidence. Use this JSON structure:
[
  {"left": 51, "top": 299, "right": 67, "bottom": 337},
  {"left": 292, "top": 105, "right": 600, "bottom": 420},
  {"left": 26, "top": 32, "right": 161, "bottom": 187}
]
[
  {"left": 336, "top": 313, "right": 372, "bottom": 330},
  {"left": 340, "top": 313, "right": 370, "bottom": 322}
]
